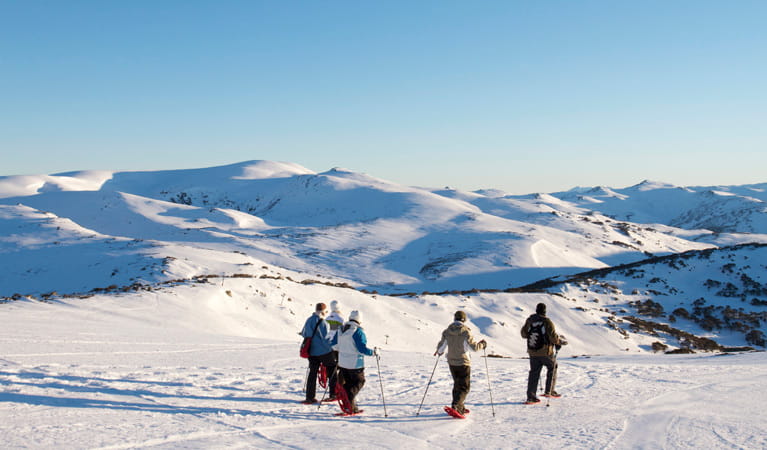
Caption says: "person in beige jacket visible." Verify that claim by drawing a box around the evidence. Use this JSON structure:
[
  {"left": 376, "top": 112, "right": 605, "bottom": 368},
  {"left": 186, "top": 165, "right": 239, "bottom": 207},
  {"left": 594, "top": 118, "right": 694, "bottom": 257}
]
[{"left": 434, "top": 310, "right": 487, "bottom": 416}]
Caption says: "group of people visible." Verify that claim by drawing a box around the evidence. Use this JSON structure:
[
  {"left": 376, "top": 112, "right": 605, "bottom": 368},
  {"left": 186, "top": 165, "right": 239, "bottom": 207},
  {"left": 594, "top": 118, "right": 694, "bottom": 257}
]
[
  {"left": 301, "top": 300, "right": 377, "bottom": 414},
  {"left": 301, "top": 300, "right": 565, "bottom": 415}
]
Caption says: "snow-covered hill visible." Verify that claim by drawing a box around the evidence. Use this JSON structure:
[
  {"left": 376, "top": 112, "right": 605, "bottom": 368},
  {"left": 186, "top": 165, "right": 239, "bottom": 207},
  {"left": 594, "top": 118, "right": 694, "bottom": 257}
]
[
  {"left": 1, "top": 160, "right": 766, "bottom": 351},
  {"left": 2, "top": 161, "right": 766, "bottom": 447},
  {"left": 547, "top": 180, "right": 767, "bottom": 234},
  {"left": 1, "top": 273, "right": 765, "bottom": 448},
  {"left": 6, "top": 161, "right": 765, "bottom": 297}
]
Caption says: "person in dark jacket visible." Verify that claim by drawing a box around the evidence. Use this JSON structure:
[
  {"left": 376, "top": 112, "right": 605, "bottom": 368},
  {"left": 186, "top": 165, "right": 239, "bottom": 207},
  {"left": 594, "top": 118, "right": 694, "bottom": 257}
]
[
  {"left": 520, "top": 302, "right": 564, "bottom": 404},
  {"left": 301, "top": 302, "right": 338, "bottom": 404},
  {"left": 435, "top": 310, "right": 487, "bottom": 416}
]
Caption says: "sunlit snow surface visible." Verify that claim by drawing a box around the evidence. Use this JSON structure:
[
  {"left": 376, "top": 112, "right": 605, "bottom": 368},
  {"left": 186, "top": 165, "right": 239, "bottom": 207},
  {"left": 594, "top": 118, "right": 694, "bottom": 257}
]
[
  {"left": 0, "top": 286, "right": 764, "bottom": 449},
  {"left": 1, "top": 162, "right": 766, "bottom": 448}
]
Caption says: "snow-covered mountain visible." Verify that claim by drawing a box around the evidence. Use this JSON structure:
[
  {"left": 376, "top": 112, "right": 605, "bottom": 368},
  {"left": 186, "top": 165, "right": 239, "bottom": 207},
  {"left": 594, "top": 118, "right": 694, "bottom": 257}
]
[
  {"left": 5, "top": 161, "right": 764, "bottom": 294},
  {"left": 1, "top": 160, "right": 766, "bottom": 352},
  {"left": 2, "top": 161, "right": 766, "bottom": 447},
  {"left": 549, "top": 180, "right": 767, "bottom": 234}
]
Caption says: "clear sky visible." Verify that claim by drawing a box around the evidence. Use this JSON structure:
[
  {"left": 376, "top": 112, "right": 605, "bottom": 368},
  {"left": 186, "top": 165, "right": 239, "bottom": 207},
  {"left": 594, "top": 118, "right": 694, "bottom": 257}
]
[{"left": 1, "top": 1, "right": 765, "bottom": 194}]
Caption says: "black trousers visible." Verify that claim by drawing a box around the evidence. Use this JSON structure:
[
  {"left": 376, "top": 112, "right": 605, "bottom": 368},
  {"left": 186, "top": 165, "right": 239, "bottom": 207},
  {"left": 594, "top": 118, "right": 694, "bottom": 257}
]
[
  {"left": 339, "top": 367, "right": 366, "bottom": 412},
  {"left": 527, "top": 354, "right": 557, "bottom": 398},
  {"left": 449, "top": 364, "right": 471, "bottom": 414},
  {"left": 306, "top": 351, "right": 337, "bottom": 401}
]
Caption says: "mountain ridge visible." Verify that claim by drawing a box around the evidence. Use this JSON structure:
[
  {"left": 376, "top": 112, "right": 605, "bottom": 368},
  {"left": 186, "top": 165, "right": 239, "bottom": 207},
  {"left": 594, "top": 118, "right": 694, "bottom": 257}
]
[{"left": 1, "top": 160, "right": 765, "bottom": 352}]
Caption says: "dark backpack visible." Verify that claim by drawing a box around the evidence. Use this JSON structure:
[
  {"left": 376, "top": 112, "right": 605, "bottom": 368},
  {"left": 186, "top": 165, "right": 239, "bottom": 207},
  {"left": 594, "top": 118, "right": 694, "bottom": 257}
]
[{"left": 527, "top": 318, "right": 548, "bottom": 351}]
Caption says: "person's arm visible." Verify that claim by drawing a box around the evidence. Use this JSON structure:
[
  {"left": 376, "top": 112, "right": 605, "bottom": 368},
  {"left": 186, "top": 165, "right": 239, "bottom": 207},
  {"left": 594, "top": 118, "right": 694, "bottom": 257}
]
[
  {"left": 465, "top": 329, "right": 486, "bottom": 351},
  {"left": 520, "top": 317, "right": 530, "bottom": 339},
  {"left": 353, "top": 329, "right": 374, "bottom": 356},
  {"left": 435, "top": 330, "right": 447, "bottom": 355},
  {"left": 546, "top": 318, "right": 560, "bottom": 346},
  {"left": 330, "top": 329, "right": 338, "bottom": 347},
  {"left": 319, "top": 319, "right": 331, "bottom": 342},
  {"left": 301, "top": 316, "right": 314, "bottom": 338}
]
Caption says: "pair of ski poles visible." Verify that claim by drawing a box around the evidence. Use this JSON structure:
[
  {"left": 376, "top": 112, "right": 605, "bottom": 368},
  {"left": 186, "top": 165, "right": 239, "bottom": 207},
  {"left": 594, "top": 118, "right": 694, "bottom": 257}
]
[{"left": 416, "top": 348, "right": 496, "bottom": 417}]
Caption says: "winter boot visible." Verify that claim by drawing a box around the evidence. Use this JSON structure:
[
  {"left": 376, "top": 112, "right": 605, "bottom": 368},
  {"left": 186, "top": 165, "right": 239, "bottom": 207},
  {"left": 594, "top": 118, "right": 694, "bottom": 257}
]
[{"left": 525, "top": 396, "right": 541, "bottom": 405}]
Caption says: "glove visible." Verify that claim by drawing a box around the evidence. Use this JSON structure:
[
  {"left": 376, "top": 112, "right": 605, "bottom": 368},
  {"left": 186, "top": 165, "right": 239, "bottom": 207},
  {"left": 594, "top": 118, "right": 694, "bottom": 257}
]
[
  {"left": 558, "top": 335, "right": 569, "bottom": 346},
  {"left": 479, "top": 339, "right": 487, "bottom": 349},
  {"left": 555, "top": 344, "right": 562, "bottom": 351},
  {"left": 434, "top": 351, "right": 443, "bottom": 357},
  {"left": 374, "top": 347, "right": 380, "bottom": 357}
]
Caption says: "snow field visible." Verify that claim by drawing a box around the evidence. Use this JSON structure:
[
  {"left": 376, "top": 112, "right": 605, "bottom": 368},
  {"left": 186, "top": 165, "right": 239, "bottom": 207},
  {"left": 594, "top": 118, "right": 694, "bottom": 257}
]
[{"left": 1, "top": 286, "right": 765, "bottom": 449}]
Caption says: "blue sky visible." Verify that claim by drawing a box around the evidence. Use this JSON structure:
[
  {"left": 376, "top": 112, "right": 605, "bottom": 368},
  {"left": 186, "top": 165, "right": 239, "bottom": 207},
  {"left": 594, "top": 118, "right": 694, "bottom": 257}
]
[{"left": 1, "top": 1, "right": 765, "bottom": 194}]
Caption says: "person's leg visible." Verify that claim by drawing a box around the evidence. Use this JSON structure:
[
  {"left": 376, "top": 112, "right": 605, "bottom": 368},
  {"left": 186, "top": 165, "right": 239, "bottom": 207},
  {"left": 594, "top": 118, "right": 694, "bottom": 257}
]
[
  {"left": 449, "top": 365, "right": 461, "bottom": 409},
  {"left": 330, "top": 351, "right": 339, "bottom": 396},
  {"left": 449, "top": 365, "right": 471, "bottom": 413},
  {"left": 544, "top": 355, "right": 557, "bottom": 394},
  {"left": 320, "top": 352, "right": 338, "bottom": 398},
  {"left": 305, "top": 356, "right": 320, "bottom": 401},
  {"left": 346, "top": 369, "right": 366, "bottom": 412},
  {"left": 527, "top": 356, "right": 543, "bottom": 400},
  {"left": 453, "top": 365, "right": 471, "bottom": 414}
]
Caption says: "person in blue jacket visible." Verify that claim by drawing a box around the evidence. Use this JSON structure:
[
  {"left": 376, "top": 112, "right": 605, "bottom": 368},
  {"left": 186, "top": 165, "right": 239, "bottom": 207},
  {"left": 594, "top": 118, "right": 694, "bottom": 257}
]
[
  {"left": 331, "top": 310, "right": 378, "bottom": 414},
  {"left": 301, "top": 302, "right": 338, "bottom": 404}
]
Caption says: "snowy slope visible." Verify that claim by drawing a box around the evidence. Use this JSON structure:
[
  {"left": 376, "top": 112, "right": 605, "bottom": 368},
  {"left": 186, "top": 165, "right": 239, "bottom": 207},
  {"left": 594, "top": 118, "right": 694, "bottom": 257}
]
[
  {"left": 0, "top": 276, "right": 765, "bottom": 448},
  {"left": 1, "top": 161, "right": 767, "bottom": 448},
  {"left": 1, "top": 162, "right": 766, "bottom": 335},
  {"left": 547, "top": 180, "right": 767, "bottom": 234},
  {"left": 5, "top": 161, "right": 761, "bottom": 298},
  {"left": 1, "top": 161, "right": 766, "bottom": 349},
  {"left": 534, "top": 243, "right": 767, "bottom": 350}
]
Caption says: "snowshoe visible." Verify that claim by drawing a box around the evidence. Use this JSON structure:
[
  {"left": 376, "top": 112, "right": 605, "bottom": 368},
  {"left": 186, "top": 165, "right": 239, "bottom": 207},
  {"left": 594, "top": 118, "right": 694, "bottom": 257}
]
[
  {"left": 542, "top": 391, "right": 561, "bottom": 398},
  {"left": 444, "top": 406, "right": 466, "bottom": 419},
  {"left": 335, "top": 409, "right": 363, "bottom": 417},
  {"left": 301, "top": 398, "right": 318, "bottom": 405},
  {"left": 335, "top": 383, "right": 353, "bottom": 414},
  {"left": 524, "top": 397, "right": 541, "bottom": 405},
  {"left": 318, "top": 363, "right": 327, "bottom": 389}
]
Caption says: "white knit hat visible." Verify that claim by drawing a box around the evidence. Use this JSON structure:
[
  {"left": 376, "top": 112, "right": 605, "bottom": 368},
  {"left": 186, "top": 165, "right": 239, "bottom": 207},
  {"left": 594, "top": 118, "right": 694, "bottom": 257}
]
[
  {"left": 349, "top": 310, "right": 362, "bottom": 324},
  {"left": 330, "top": 300, "right": 341, "bottom": 312}
]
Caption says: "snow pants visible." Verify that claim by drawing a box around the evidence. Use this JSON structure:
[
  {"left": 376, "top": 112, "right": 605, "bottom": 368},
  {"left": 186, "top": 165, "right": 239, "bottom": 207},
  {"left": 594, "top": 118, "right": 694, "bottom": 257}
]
[
  {"left": 339, "top": 367, "right": 366, "bottom": 412},
  {"left": 306, "top": 351, "right": 337, "bottom": 402},
  {"left": 449, "top": 364, "right": 471, "bottom": 414},
  {"left": 527, "top": 354, "right": 557, "bottom": 398}
]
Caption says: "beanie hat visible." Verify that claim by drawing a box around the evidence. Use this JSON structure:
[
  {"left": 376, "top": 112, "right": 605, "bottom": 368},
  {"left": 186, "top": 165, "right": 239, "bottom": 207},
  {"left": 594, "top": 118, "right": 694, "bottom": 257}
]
[
  {"left": 316, "top": 302, "right": 327, "bottom": 312},
  {"left": 349, "top": 310, "right": 362, "bottom": 324},
  {"left": 454, "top": 310, "right": 467, "bottom": 322},
  {"left": 536, "top": 303, "right": 547, "bottom": 316},
  {"left": 330, "top": 300, "right": 341, "bottom": 312}
]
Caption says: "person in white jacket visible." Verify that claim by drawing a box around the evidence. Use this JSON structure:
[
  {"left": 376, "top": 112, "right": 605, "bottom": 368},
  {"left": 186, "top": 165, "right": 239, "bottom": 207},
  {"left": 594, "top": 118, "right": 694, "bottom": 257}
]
[{"left": 331, "top": 310, "right": 378, "bottom": 414}]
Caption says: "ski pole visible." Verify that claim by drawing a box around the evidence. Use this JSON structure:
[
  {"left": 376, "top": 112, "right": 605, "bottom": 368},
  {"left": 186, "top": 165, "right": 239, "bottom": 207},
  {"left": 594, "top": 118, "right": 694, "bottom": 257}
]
[
  {"left": 416, "top": 353, "right": 441, "bottom": 416},
  {"left": 483, "top": 347, "right": 496, "bottom": 417},
  {"left": 375, "top": 351, "right": 388, "bottom": 417},
  {"left": 546, "top": 348, "right": 560, "bottom": 408},
  {"left": 303, "top": 364, "right": 310, "bottom": 394}
]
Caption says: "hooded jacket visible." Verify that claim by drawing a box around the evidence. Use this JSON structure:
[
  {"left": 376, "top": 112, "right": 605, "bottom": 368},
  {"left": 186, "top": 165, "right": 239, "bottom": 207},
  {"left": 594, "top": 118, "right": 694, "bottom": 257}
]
[
  {"left": 436, "top": 321, "right": 486, "bottom": 366},
  {"left": 520, "top": 313, "right": 560, "bottom": 357},
  {"left": 332, "top": 321, "right": 374, "bottom": 369}
]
